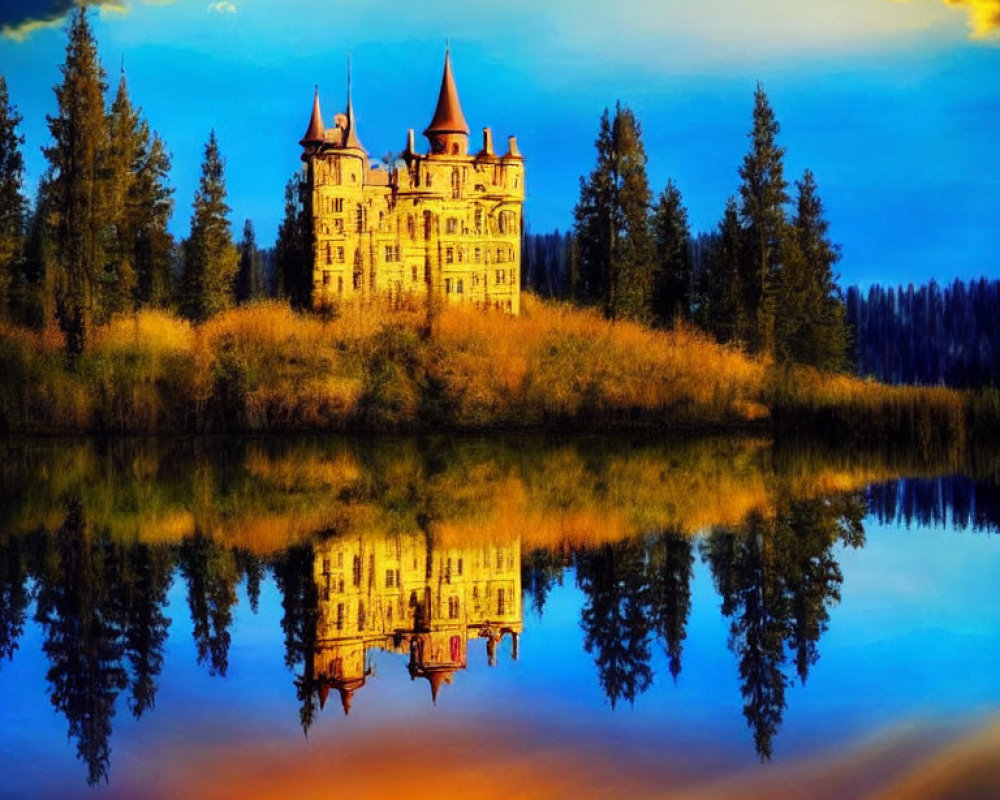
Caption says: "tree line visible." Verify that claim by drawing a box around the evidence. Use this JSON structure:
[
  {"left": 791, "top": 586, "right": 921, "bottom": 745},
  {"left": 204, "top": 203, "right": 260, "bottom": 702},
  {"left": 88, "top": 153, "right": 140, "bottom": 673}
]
[
  {"left": 562, "top": 90, "right": 850, "bottom": 371},
  {"left": 0, "top": 7, "right": 271, "bottom": 355},
  {"left": 847, "top": 279, "right": 1000, "bottom": 388}
]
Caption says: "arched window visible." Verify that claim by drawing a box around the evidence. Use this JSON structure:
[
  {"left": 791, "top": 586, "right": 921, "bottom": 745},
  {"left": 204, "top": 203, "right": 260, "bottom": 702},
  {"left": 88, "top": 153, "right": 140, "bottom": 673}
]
[{"left": 451, "top": 168, "right": 461, "bottom": 199}]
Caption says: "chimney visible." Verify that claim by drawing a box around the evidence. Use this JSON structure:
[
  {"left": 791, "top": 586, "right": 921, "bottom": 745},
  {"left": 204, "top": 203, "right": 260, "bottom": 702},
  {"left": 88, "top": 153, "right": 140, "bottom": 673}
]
[
  {"left": 482, "top": 127, "right": 494, "bottom": 156},
  {"left": 506, "top": 135, "right": 521, "bottom": 159}
]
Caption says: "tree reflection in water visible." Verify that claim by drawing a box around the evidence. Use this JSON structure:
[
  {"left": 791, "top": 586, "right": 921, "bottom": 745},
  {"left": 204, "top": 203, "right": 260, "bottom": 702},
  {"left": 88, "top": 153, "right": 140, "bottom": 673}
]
[
  {"left": 701, "top": 493, "right": 866, "bottom": 760},
  {"left": 0, "top": 435, "right": 996, "bottom": 786}
]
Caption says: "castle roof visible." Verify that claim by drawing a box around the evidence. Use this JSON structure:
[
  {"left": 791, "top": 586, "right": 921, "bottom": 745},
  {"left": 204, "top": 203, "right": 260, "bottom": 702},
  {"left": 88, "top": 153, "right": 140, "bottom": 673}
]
[
  {"left": 343, "top": 60, "right": 365, "bottom": 152},
  {"left": 300, "top": 87, "right": 325, "bottom": 146},
  {"left": 424, "top": 49, "right": 470, "bottom": 138}
]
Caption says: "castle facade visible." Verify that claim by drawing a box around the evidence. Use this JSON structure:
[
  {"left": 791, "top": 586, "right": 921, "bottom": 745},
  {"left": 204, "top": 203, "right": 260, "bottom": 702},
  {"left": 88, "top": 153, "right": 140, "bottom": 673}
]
[
  {"left": 299, "top": 51, "right": 524, "bottom": 314},
  {"left": 309, "top": 530, "right": 522, "bottom": 713}
]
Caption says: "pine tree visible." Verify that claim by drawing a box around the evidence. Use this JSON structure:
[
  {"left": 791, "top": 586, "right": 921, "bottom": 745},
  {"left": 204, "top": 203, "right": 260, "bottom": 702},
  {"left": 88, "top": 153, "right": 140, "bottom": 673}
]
[
  {"left": 234, "top": 218, "right": 265, "bottom": 303},
  {"left": 178, "top": 131, "right": 237, "bottom": 321},
  {"left": 43, "top": 7, "right": 109, "bottom": 354},
  {"left": 696, "top": 197, "right": 742, "bottom": 342},
  {"left": 574, "top": 103, "right": 655, "bottom": 321},
  {"left": 104, "top": 69, "right": 142, "bottom": 317},
  {"left": 651, "top": 179, "right": 692, "bottom": 326},
  {"left": 132, "top": 131, "right": 174, "bottom": 308},
  {"left": 0, "top": 75, "right": 27, "bottom": 320},
  {"left": 275, "top": 170, "right": 311, "bottom": 309},
  {"left": 789, "top": 169, "right": 849, "bottom": 371},
  {"left": 738, "top": 84, "right": 788, "bottom": 353}
]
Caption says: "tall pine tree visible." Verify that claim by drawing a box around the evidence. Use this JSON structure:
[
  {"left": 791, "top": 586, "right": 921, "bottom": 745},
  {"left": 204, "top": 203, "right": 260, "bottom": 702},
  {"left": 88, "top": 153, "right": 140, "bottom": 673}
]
[
  {"left": 785, "top": 169, "right": 849, "bottom": 371},
  {"left": 132, "top": 130, "right": 174, "bottom": 308},
  {"left": 104, "top": 68, "right": 142, "bottom": 317},
  {"left": 179, "top": 131, "right": 237, "bottom": 321},
  {"left": 738, "top": 84, "right": 788, "bottom": 353},
  {"left": 0, "top": 75, "right": 27, "bottom": 320},
  {"left": 43, "top": 7, "right": 109, "bottom": 354},
  {"left": 651, "top": 179, "right": 692, "bottom": 326},
  {"left": 574, "top": 103, "right": 655, "bottom": 321}
]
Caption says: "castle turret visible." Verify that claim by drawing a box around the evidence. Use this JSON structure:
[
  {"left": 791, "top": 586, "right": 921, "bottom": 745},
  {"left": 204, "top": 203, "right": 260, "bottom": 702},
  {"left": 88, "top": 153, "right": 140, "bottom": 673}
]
[
  {"left": 343, "top": 59, "right": 365, "bottom": 152},
  {"left": 300, "top": 86, "right": 325, "bottom": 149},
  {"left": 423, "top": 48, "right": 470, "bottom": 156}
]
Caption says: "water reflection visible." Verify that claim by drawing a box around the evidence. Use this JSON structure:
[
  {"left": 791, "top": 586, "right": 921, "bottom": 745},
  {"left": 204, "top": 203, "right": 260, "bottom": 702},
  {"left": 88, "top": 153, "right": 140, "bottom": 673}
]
[{"left": 0, "top": 438, "right": 997, "bottom": 787}]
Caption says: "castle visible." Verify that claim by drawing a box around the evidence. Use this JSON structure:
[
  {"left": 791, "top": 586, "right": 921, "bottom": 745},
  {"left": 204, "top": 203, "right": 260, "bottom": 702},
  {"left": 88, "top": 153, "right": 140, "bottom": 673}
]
[
  {"left": 307, "top": 530, "right": 522, "bottom": 714},
  {"left": 299, "top": 51, "right": 525, "bottom": 314}
]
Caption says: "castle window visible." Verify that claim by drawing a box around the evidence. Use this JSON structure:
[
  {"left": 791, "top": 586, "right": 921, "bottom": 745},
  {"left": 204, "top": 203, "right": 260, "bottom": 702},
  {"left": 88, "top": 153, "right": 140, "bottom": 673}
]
[
  {"left": 322, "top": 270, "right": 331, "bottom": 285},
  {"left": 474, "top": 207, "right": 483, "bottom": 234},
  {"left": 474, "top": 247, "right": 481, "bottom": 263},
  {"left": 384, "top": 245, "right": 399, "bottom": 262},
  {"left": 497, "top": 588, "right": 506, "bottom": 615},
  {"left": 457, "top": 247, "right": 464, "bottom": 263},
  {"left": 496, "top": 551, "right": 504, "bottom": 569},
  {"left": 499, "top": 214, "right": 507, "bottom": 234},
  {"left": 451, "top": 168, "right": 461, "bottom": 199},
  {"left": 356, "top": 205, "right": 365, "bottom": 233},
  {"left": 448, "top": 597, "right": 460, "bottom": 619},
  {"left": 446, "top": 217, "right": 458, "bottom": 235},
  {"left": 407, "top": 215, "right": 415, "bottom": 239},
  {"left": 325, "top": 244, "right": 332, "bottom": 265},
  {"left": 445, "top": 247, "right": 454, "bottom": 264},
  {"left": 336, "top": 603, "right": 344, "bottom": 630},
  {"left": 424, "top": 211, "right": 433, "bottom": 239},
  {"left": 354, "top": 272, "right": 361, "bottom": 290},
  {"left": 456, "top": 279, "right": 464, "bottom": 294},
  {"left": 445, "top": 278, "right": 453, "bottom": 293},
  {"left": 412, "top": 264, "right": 418, "bottom": 282},
  {"left": 337, "top": 246, "right": 345, "bottom": 263},
  {"left": 334, "top": 198, "right": 344, "bottom": 212},
  {"left": 457, "top": 558, "right": 463, "bottom": 576},
  {"left": 358, "top": 601, "right": 367, "bottom": 630},
  {"left": 333, "top": 218, "right": 344, "bottom": 234},
  {"left": 338, "top": 276, "right": 343, "bottom": 295},
  {"left": 352, "top": 555, "right": 361, "bottom": 587}
]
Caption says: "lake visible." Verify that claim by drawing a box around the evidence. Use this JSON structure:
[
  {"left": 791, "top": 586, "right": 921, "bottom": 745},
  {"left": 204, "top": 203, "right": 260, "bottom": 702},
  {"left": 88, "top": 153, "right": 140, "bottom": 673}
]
[{"left": 0, "top": 436, "right": 998, "bottom": 799}]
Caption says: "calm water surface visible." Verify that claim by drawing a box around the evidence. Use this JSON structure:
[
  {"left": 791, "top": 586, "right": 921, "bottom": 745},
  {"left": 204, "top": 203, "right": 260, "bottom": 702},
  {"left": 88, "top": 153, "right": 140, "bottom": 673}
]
[{"left": 0, "top": 437, "right": 998, "bottom": 799}]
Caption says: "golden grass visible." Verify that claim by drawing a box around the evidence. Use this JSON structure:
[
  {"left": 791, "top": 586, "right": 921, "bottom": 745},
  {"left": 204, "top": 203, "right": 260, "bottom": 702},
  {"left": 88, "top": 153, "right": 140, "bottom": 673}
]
[{"left": 0, "top": 294, "right": 974, "bottom": 439}]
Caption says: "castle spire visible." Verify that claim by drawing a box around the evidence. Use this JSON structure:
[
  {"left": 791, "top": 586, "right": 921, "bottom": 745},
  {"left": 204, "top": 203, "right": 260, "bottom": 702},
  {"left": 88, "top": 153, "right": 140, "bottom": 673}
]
[
  {"left": 300, "top": 85, "right": 325, "bottom": 147},
  {"left": 424, "top": 47, "right": 470, "bottom": 153},
  {"left": 343, "top": 54, "right": 365, "bottom": 151}
]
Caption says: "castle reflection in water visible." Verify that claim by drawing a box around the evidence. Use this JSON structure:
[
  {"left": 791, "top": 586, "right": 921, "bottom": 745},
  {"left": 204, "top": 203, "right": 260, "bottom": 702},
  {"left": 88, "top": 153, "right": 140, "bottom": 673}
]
[{"left": 309, "top": 533, "right": 522, "bottom": 714}]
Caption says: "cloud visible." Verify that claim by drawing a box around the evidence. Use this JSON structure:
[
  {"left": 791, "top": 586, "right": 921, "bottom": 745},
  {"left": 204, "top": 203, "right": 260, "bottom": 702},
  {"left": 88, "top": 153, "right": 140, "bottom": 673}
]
[
  {"left": 207, "top": 1, "right": 236, "bottom": 13},
  {"left": 893, "top": 0, "right": 1000, "bottom": 38},
  {"left": 1, "top": 1, "right": 175, "bottom": 42}
]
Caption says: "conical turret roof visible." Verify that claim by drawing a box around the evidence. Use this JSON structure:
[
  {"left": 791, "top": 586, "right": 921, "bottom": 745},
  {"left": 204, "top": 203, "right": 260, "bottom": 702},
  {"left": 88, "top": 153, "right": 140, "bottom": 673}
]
[
  {"left": 300, "top": 87, "right": 325, "bottom": 146},
  {"left": 424, "top": 49, "right": 470, "bottom": 137},
  {"left": 343, "top": 58, "right": 365, "bottom": 151}
]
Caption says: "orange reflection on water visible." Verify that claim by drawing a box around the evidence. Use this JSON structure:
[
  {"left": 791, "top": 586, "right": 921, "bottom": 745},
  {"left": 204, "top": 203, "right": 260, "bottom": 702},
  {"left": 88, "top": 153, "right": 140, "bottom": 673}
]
[{"left": 100, "top": 715, "right": 1000, "bottom": 800}]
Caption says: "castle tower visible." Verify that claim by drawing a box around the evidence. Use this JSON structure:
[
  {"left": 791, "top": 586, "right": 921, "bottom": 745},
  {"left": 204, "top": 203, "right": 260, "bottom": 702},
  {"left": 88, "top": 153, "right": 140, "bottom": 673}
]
[
  {"left": 423, "top": 48, "right": 470, "bottom": 156},
  {"left": 300, "top": 87, "right": 325, "bottom": 149},
  {"left": 300, "top": 50, "right": 523, "bottom": 314}
]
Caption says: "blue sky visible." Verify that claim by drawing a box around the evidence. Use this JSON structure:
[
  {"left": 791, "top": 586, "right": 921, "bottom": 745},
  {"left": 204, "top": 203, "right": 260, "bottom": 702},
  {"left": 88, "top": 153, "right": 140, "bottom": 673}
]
[{"left": 0, "top": 0, "right": 997, "bottom": 288}]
